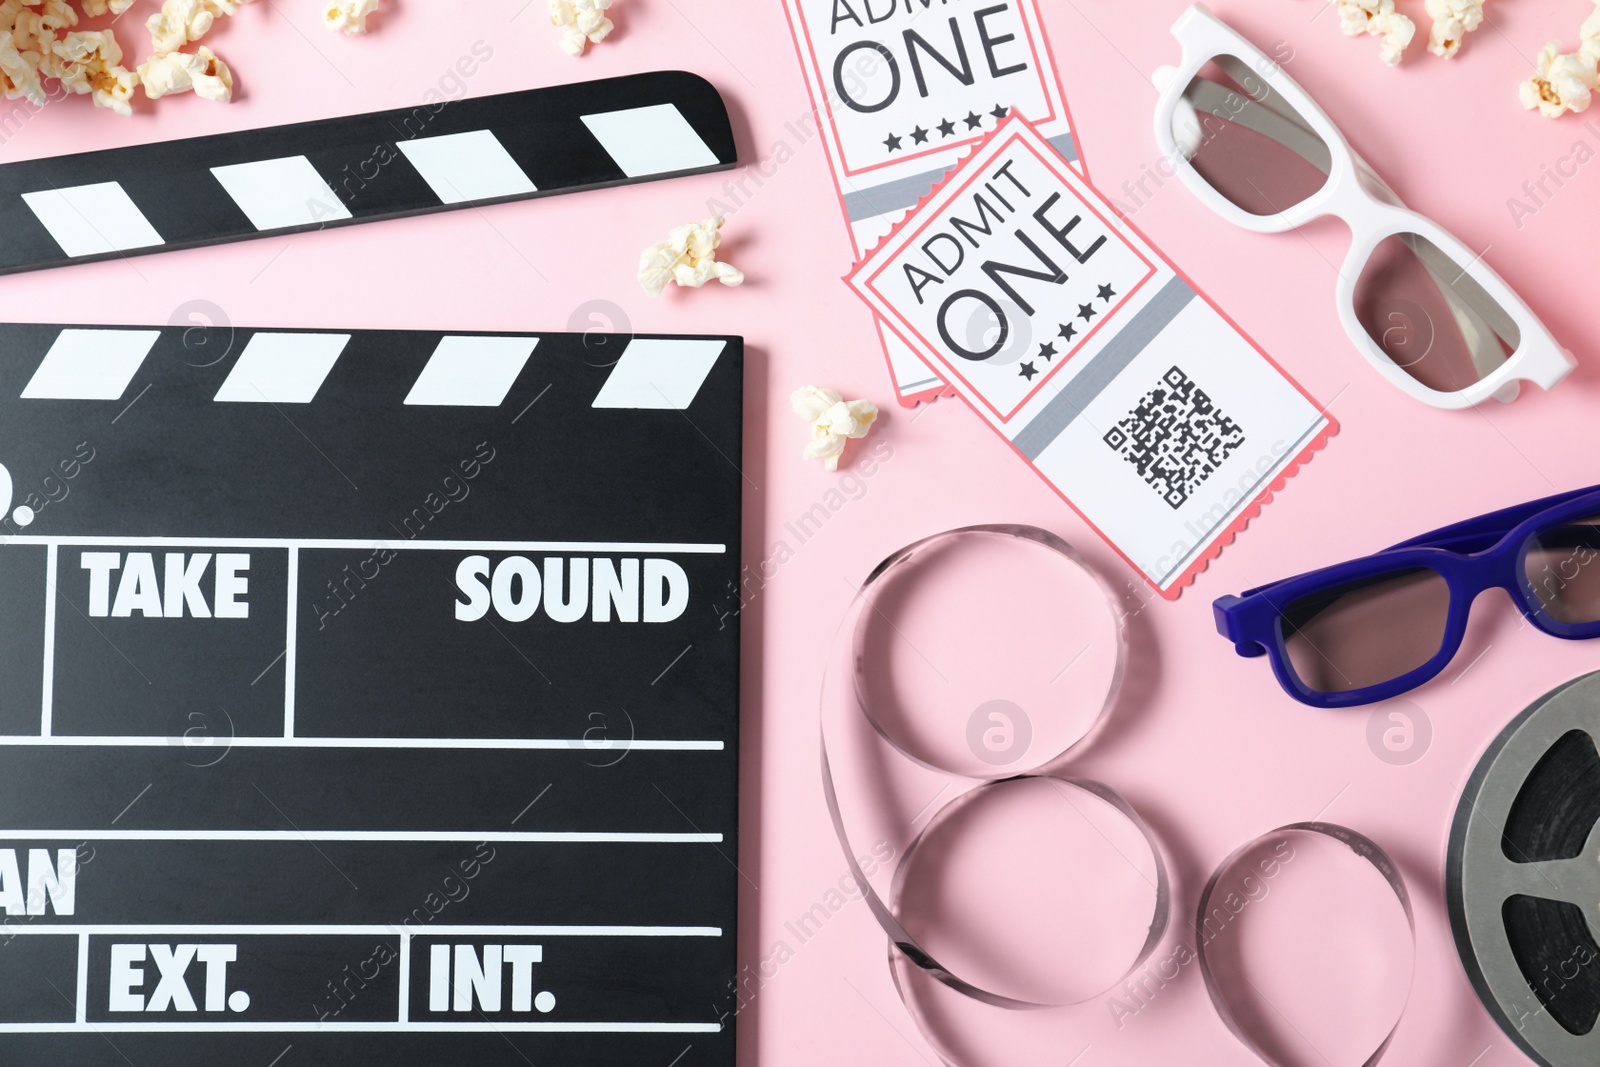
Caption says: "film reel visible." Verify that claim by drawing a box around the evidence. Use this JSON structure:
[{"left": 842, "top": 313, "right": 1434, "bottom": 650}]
[{"left": 1448, "top": 671, "right": 1600, "bottom": 1066}]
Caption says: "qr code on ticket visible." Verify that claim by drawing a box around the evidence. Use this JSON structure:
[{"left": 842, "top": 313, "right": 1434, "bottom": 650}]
[{"left": 1103, "top": 366, "right": 1245, "bottom": 510}]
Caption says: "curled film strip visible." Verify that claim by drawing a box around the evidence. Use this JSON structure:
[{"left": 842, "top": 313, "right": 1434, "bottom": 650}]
[
  {"left": 1197, "top": 822, "right": 1416, "bottom": 1067},
  {"left": 822, "top": 526, "right": 1421, "bottom": 1066},
  {"left": 820, "top": 526, "right": 1169, "bottom": 1023}
]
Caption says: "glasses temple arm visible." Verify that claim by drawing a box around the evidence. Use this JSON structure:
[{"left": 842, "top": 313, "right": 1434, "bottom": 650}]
[
  {"left": 1178, "top": 71, "right": 1330, "bottom": 175},
  {"left": 1383, "top": 486, "right": 1600, "bottom": 552}
]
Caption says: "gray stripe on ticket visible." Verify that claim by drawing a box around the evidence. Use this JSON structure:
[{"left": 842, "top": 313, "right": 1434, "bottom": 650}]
[
  {"left": 1011, "top": 276, "right": 1196, "bottom": 461},
  {"left": 1047, "top": 132, "right": 1079, "bottom": 163},
  {"left": 842, "top": 133, "right": 1079, "bottom": 222}
]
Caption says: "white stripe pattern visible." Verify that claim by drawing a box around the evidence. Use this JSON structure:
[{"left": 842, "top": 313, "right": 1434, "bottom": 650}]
[
  {"left": 211, "top": 156, "right": 353, "bottom": 230},
  {"left": 396, "top": 130, "right": 538, "bottom": 204},
  {"left": 592, "top": 338, "right": 726, "bottom": 409},
  {"left": 12, "top": 329, "right": 724, "bottom": 409},
  {"left": 214, "top": 332, "right": 351, "bottom": 403},
  {"left": 581, "top": 104, "right": 720, "bottom": 178},
  {"left": 21, "top": 183, "right": 165, "bottom": 258},
  {"left": 404, "top": 335, "right": 538, "bottom": 406},
  {"left": 2, "top": 77, "right": 734, "bottom": 272},
  {"left": 21, "top": 330, "right": 160, "bottom": 400}
]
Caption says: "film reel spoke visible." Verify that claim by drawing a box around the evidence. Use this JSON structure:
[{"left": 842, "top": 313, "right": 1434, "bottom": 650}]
[{"left": 1504, "top": 855, "right": 1600, "bottom": 913}]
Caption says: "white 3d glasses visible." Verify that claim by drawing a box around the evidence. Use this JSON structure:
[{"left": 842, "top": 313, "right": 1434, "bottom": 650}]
[{"left": 1153, "top": 4, "right": 1575, "bottom": 409}]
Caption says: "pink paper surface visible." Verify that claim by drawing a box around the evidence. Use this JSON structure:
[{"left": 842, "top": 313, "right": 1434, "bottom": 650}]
[{"left": 2, "top": 2, "right": 1597, "bottom": 1064}]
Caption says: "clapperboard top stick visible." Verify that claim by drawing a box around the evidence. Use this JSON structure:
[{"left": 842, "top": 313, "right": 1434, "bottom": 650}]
[{"left": 0, "top": 70, "right": 737, "bottom": 276}]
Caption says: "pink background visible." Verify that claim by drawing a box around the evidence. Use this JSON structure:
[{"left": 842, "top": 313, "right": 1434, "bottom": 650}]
[{"left": 4, "top": 0, "right": 1600, "bottom": 1063}]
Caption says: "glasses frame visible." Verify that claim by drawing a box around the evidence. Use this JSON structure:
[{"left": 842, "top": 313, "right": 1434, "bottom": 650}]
[
  {"left": 1153, "top": 4, "right": 1576, "bottom": 409},
  {"left": 1214, "top": 484, "right": 1600, "bottom": 707}
]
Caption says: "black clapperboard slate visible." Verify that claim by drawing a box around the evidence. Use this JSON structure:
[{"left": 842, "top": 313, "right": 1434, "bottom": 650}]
[
  {"left": 0, "top": 69, "right": 736, "bottom": 275},
  {"left": 0, "top": 323, "right": 742, "bottom": 1065}
]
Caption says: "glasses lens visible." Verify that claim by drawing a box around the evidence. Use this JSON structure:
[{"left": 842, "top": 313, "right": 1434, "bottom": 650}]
[
  {"left": 1354, "top": 233, "right": 1523, "bottom": 394},
  {"left": 1280, "top": 568, "right": 1451, "bottom": 694},
  {"left": 1524, "top": 513, "right": 1600, "bottom": 625},
  {"left": 1170, "top": 55, "right": 1332, "bottom": 217}
]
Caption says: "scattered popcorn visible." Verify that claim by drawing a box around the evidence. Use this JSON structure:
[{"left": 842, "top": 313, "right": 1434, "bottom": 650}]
[
  {"left": 1, "top": 0, "right": 115, "bottom": 110},
  {"left": 53, "top": 29, "right": 136, "bottom": 116},
  {"left": 146, "top": 0, "right": 218, "bottom": 55},
  {"left": 1583, "top": 2, "right": 1600, "bottom": 61},
  {"left": 1520, "top": 41, "right": 1599, "bottom": 117},
  {"left": 139, "top": 43, "right": 231, "bottom": 101},
  {"left": 188, "top": 46, "right": 231, "bottom": 100},
  {"left": 792, "top": 387, "right": 879, "bottom": 471},
  {"left": 1338, "top": 0, "right": 1416, "bottom": 66},
  {"left": 141, "top": 0, "right": 251, "bottom": 106},
  {"left": 17, "top": 0, "right": 80, "bottom": 57},
  {"left": 0, "top": 0, "right": 267, "bottom": 116},
  {"left": 638, "top": 216, "right": 745, "bottom": 297},
  {"left": 323, "top": 0, "right": 378, "bottom": 35},
  {"left": 0, "top": 31, "right": 48, "bottom": 106},
  {"left": 549, "top": 0, "right": 613, "bottom": 56},
  {"left": 1425, "top": 0, "right": 1484, "bottom": 58},
  {"left": 1513, "top": 1, "right": 1600, "bottom": 118},
  {"left": 791, "top": 386, "right": 840, "bottom": 423}
]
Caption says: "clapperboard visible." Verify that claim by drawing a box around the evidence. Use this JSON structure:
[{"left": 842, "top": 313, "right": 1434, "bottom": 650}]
[
  {"left": 0, "top": 323, "right": 742, "bottom": 1066},
  {"left": 0, "top": 70, "right": 736, "bottom": 274}
]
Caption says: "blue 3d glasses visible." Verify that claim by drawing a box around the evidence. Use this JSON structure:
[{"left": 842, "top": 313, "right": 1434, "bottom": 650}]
[{"left": 1214, "top": 485, "right": 1600, "bottom": 707}]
